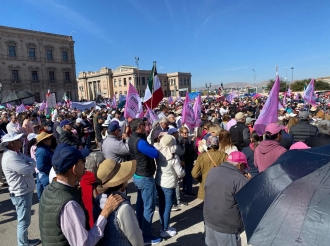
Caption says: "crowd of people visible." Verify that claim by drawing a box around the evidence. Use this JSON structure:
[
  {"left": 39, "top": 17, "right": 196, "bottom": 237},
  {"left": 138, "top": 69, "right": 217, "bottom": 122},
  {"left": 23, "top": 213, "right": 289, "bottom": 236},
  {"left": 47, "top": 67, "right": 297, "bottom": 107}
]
[{"left": 1, "top": 92, "right": 330, "bottom": 246}]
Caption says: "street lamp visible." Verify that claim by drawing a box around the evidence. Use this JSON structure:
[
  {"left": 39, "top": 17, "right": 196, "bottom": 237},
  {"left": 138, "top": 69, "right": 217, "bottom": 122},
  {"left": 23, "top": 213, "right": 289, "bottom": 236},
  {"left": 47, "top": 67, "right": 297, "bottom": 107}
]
[
  {"left": 291, "top": 67, "right": 294, "bottom": 84},
  {"left": 135, "top": 57, "right": 139, "bottom": 94},
  {"left": 205, "top": 82, "right": 212, "bottom": 97},
  {"left": 275, "top": 65, "right": 278, "bottom": 76}
]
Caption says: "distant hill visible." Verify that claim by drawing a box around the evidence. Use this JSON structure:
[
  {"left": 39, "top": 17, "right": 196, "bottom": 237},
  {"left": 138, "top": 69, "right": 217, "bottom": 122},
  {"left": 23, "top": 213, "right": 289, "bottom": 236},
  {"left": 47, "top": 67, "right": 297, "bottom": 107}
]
[{"left": 192, "top": 81, "right": 268, "bottom": 91}]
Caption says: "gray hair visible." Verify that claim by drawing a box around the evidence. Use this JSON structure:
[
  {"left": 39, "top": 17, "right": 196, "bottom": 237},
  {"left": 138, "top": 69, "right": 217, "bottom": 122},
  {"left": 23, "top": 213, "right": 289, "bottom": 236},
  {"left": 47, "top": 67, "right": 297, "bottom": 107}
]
[
  {"left": 85, "top": 152, "right": 105, "bottom": 173},
  {"left": 159, "top": 117, "right": 169, "bottom": 124},
  {"left": 317, "top": 120, "right": 330, "bottom": 134}
]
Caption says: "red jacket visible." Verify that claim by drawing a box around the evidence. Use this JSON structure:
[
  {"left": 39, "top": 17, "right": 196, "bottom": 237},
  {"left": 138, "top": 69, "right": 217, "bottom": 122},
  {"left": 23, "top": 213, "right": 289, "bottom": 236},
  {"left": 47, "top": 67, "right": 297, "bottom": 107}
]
[{"left": 80, "top": 171, "right": 97, "bottom": 228}]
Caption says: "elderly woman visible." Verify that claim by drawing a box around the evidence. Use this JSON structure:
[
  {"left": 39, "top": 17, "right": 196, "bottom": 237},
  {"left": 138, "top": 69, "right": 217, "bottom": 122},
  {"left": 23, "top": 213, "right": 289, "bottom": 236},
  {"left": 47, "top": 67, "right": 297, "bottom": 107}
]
[
  {"left": 35, "top": 132, "right": 54, "bottom": 200},
  {"left": 93, "top": 159, "right": 143, "bottom": 246},
  {"left": 80, "top": 151, "right": 105, "bottom": 229},
  {"left": 155, "top": 135, "right": 185, "bottom": 238},
  {"left": 192, "top": 136, "right": 227, "bottom": 200},
  {"left": 1, "top": 133, "right": 40, "bottom": 246}
]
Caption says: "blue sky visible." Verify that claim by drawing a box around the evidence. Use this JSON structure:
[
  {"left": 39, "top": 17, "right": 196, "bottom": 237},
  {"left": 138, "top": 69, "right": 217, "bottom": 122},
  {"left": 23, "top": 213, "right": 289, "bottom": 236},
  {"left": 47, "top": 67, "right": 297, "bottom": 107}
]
[{"left": 1, "top": 0, "right": 330, "bottom": 87}]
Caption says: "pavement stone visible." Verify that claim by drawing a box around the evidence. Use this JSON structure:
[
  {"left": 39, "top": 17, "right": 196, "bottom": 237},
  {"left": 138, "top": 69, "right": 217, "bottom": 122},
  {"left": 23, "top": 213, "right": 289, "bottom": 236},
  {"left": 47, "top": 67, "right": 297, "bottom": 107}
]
[{"left": 0, "top": 179, "right": 249, "bottom": 246}]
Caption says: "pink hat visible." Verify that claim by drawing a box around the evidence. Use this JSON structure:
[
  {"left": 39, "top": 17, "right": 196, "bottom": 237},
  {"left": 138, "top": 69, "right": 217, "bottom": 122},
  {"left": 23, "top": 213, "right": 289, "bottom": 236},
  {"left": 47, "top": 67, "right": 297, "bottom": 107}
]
[
  {"left": 265, "top": 123, "right": 284, "bottom": 134},
  {"left": 227, "top": 151, "right": 248, "bottom": 168},
  {"left": 289, "top": 142, "right": 311, "bottom": 150}
]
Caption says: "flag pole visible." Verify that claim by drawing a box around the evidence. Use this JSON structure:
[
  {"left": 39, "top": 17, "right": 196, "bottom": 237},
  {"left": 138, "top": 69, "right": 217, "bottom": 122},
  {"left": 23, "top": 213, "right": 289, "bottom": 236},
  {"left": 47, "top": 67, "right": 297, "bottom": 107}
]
[{"left": 151, "top": 61, "right": 156, "bottom": 110}]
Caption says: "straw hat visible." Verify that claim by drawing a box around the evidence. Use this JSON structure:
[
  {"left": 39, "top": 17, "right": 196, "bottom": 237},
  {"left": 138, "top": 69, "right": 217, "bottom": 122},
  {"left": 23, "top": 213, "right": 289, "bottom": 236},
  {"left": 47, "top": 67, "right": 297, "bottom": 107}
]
[
  {"left": 36, "top": 132, "right": 53, "bottom": 145},
  {"left": 96, "top": 159, "right": 136, "bottom": 191}
]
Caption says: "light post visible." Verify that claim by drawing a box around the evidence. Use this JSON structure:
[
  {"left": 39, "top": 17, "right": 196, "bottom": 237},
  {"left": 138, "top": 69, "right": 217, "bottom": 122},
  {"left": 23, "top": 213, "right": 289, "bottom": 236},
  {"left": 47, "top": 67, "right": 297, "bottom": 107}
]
[
  {"left": 252, "top": 68, "right": 256, "bottom": 85},
  {"left": 174, "top": 85, "right": 178, "bottom": 97},
  {"left": 135, "top": 57, "right": 139, "bottom": 95},
  {"left": 291, "top": 67, "right": 294, "bottom": 84},
  {"left": 275, "top": 65, "right": 278, "bottom": 76},
  {"left": 205, "top": 82, "right": 211, "bottom": 97}
]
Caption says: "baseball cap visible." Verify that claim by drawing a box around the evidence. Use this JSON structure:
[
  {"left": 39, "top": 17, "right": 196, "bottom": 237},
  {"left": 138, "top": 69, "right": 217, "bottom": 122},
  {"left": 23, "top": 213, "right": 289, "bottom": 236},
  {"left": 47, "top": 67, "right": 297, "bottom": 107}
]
[
  {"left": 46, "top": 115, "right": 51, "bottom": 119},
  {"left": 290, "top": 142, "right": 311, "bottom": 150},
  {"left": 168, "top": 128, "right": 178, "bottom": 135},
  {"left": 245, "top": 117, "right": 255, "bottom": 125},
  {"left": 60, "top": 119, "right": 73, "bottom": 128},
  {"left": 52, "top": 144, "right": 90, "bottom": 174},
  {"left": 107, "top": 121, "right": 121, "bottom": 132},
  {"left": 227, "top": 151, "right": 248, "bottom": 167},
  {"left": 265, "top": 123, "right": 284, "bottom": 134},
  {"left": 235, "top": 112, "right": 245, "bottom": 121},
  {"left": 27, "top": 133, "right": 38, "bottom": 141},
  {"left": 76, "top": 118, "right": 84, "bottom": 124}
]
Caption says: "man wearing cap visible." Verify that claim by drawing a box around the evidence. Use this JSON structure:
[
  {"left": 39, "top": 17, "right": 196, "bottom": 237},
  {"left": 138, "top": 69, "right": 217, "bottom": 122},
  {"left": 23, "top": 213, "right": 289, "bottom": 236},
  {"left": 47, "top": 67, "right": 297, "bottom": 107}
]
[
  {"left": 58, "top": 119, "right": 82, "bottom": 149},
  {"left": 128, "top": 118, "right": 161, "bottom": 244},
  {"left": 229, "top": 112, "right": 250, "bottom": 151},
  {"left": 39, "top": 144, "right": 124, "bottom": 246},
  {"left": 254, "top": 123, "right": 287, "bottom": 172},
  {"left": 1, "top": 133, "right": 40, "bottom": 246},
  {"left": 53, "top": 115, "right": 63, "bottom": 140},
  {"left": 111, "top": 110, "right": 126, "bottom": 128},
  {"left": 203, "top": 151, "right": 248, "bottom": 246},
  {"left": 102, "top": 121, "right": 130, "bottom": 163},
  {"left": 289, "top": 111, "right": 318, "bottom": 143}
]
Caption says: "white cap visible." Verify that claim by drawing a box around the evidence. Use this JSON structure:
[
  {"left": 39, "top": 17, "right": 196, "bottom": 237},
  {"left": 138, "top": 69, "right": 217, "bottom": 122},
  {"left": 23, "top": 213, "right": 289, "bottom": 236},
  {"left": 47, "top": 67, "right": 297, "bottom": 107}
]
[
  {"left": 168, "top": 128, "right": 178, "bottom": 135},
  {"left": 1, "top": 133, "right": 24, "bottom": 143},
  {"left": 27, "top": 133, "right": 38, "bottom": 141}
]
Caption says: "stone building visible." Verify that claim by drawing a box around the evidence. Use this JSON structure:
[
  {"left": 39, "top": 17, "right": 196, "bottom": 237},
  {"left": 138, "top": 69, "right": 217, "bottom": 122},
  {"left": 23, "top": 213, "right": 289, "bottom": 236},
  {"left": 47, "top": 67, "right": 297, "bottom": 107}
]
[
  {"left": 77, "top": 65, "right": 192, "bottom": 101},
  {"left": 0, "top": 25, "right": 77, "bottom": 103}
]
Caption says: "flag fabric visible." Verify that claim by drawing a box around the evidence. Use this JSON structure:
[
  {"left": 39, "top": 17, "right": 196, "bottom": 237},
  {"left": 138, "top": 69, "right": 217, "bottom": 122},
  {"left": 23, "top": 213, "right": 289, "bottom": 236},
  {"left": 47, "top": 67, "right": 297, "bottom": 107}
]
[
  {"left": 39, "top": 101, "right": 46, "bottom": 111},
  {"left": 226, "top": 93, "right": 234, "bottom": 102},
  {"left": 16, "top": 103, "right": 26, "bottom": 113},
  {"left": 177, "top": 95, "right": 182, "bottom": 102},
  {"left": 46, "top": 88, "right": 51, "bottom": 98},
  {"left": 278, "top": 102, "right": 284, "bottom": 110},
  {"left": 144, "top": 105, "right": 159, "bottom": 124},
  {"left": 217, "top": 86, "right": 223, "bottom": 96},
  {"left": 282, "top": 95, "right": 286, "bottom": 106},
  {"left": 6, "top": 103, "right": 13, "bottom": 110},
  {"left": 254, "top": 76, "right": 281, "bottom": 136},
  {"left": 144, "top": 63, "right": 164, "bottom": 109},
  {"left": 168, "top": 96, "right": 173, "bottom": 104},
  {"left": 295, "top": 93, "right": 299, "bottom": 100},
  {"left": 181, "top": 91, "right": 195, "bottom": 129},
  {"left": 303, "top": 78, "right": 316, "bottom": 105},
  {"left": 193, "top": 94, "right": 202, "bottom": 127},
  {"left": 119, "top": 94, "right": 126, "bottom": 103},
  {"left": 124, "top": 83, "right": 143, "bottom": 119},
  {"left": 112, "top": 95, "right": 117, "bottom": 108},
  {"left": 287, "top": 87, "right": 291, "bottom": 97},
  {"left": 63, "top": 93, "right": 70, "bottom": 103}
]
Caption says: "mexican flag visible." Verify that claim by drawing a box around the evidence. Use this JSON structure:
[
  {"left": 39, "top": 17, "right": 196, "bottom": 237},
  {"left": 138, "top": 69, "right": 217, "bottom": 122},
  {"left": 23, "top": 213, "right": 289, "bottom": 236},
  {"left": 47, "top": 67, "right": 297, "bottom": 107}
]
[{"left": 144, "top": 63, "right": 164, "bottom": 109}]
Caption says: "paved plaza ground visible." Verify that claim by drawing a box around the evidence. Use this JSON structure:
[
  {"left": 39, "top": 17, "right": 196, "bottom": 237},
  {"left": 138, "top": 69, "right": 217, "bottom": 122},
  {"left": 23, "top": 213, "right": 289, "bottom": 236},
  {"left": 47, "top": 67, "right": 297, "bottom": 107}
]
[{"left": 0, "top": 178, "right": 249, "bottom": 245}]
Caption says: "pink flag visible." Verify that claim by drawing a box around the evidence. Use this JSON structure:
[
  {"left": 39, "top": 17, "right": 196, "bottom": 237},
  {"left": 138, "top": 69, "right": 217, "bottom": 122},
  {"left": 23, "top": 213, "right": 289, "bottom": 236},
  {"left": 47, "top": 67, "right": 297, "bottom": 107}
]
[
  {"left": 303, "top": 78, "right": 316, "bottom": 105},
  {"left": 144, "top": 105, "right": 159, "bottom": 124},
  {"left": 168, "top": 96, "right": 173, "bottom": 104},
  {"left": 112, "top": 95, "right": 117, "bottom": 108},
  {"left": 295, "top": 93, "right": 299, "bottom": 100},
  {"left": 287, "top": 87, "right": 291, "bottom": 96},
  {"left": 193, "top": 94, "right": 202, "bottom": 127},
  {"left": 278, "top": 102, "right": 284, "bottom": 110},
  {"left": 39, "top": 101, "right": 46, "bottom": 111},
  {"left": 254, "top": 76, "right": 280, "bottom": 135},
  {"left": 16, "top": 103, "right": 26, "bottom": 113},
  {"left": 124, "top": 83, "right": 143, "bottom": 119},
  {"left": 181, "top": 91, "right": 195, "bottom": 129},
  {"left": 282, "top": 95, "right": 286, "bottom": 106}
]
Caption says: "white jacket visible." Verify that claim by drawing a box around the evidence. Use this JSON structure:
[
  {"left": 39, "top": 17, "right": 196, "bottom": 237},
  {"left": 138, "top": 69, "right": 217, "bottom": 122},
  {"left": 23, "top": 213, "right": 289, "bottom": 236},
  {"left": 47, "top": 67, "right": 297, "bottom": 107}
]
[{"left": 155, "top": 153, "right": 185, "bottom": 189}]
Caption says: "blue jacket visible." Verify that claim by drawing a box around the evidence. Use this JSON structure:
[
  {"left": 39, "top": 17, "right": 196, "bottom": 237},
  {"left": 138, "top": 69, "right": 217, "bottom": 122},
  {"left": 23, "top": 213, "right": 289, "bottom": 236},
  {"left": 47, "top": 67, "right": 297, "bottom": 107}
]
[{"left": 36, "top": 143, "right": 53, "bottom": 175}]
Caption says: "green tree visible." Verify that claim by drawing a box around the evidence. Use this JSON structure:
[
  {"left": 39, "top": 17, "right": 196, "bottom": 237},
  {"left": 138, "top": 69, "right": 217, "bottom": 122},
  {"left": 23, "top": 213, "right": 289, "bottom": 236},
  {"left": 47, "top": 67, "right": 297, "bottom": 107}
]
[
  {"left": 266, "top": 77, "right": 288, "bottom": 92},
  {"left": 290, "top": 79, "right": 330, "bottom": 91}
]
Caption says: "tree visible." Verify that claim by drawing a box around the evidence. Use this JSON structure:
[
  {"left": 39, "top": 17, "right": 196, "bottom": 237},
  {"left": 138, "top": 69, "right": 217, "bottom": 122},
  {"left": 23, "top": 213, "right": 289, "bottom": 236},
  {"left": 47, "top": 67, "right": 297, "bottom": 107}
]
[
  {"left": 290, "top": 79, "right": 330, "bottom": 91},
  {"left": 266, "top": 77, "right": 288, "bottom": 92}
]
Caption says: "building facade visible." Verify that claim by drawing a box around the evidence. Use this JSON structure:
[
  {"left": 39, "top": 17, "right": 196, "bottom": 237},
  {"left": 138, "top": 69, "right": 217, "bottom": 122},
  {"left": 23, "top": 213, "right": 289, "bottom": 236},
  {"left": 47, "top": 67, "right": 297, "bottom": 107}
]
[
  {"left": 77, "top": 65, "right": 192, "bottom": 101},
  {"left": 0, "top": 25, "right": 77, "bottom": 103}
]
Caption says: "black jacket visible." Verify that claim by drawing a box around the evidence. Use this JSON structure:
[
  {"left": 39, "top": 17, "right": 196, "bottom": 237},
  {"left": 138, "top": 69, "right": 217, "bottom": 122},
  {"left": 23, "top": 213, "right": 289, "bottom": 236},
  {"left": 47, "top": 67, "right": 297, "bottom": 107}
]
[
  {"left": 290, "top": 121, "right": 318, "bottom": 143},
  {"left": 305, "top": 133, "right": 330, "bottom": 147},
  {"left": 229, "top": 122, "right": 251, "bottom": 151},
  {"left": 58, "top": 131, "right": 81, "bottom": 147},
  {"left": 204, "top": 162, "right": 248, "bottom": 234}
]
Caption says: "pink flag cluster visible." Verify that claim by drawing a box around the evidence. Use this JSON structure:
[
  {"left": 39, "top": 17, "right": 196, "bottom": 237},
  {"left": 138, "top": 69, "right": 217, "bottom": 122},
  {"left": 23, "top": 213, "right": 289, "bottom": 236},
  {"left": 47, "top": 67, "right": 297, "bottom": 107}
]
[
  {"left": 124, "top": 83, "right": 143, "bottom": 119},
  {"left": 144, "top": 105, "right": 159, "bottom": 124},
  {"left": 16, "top": 103, "right": 27, "bottom": 113},
  {"left": 182, "top": 92, "right": 202, "bottom": 129},
  {"left": 303, "top": 78, "right": 316, "bottom": 105}
]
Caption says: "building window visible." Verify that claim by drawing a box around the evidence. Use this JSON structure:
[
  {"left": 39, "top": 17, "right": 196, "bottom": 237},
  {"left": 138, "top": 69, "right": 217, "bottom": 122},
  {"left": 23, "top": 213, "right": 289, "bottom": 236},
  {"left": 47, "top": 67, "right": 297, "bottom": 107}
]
[
  {"left": 180, "top": 79, "right": 183, "bottom": 85},
  {"left": 119, "top": 79, "right": 122, "bottom": 86},
  {"left": 31, "top": 71, "right": 38, "bottom": 81},
  {"left": 12, "top": 70, "right": 19, "bottom": 81},
  {"left": 119, "top": 91, "right": 122, "bottom": 95},
  {"left": 164, "top": 80, "right": 166, "bottom": 86},
  {"left": 49, "top": 71, "right": 55, "bottom": 81},
  {"left": 114, "top": 79, "right": 117, "bottom": 87},
  {"left": 66, "top": 92, "right": 72, "bottom": 100},
  {"left": 62, "top": 51, "right": 68, "bottom": 61},
  {"left": 124, "top": 91, "right": 127, "bottom": 95},
  {"left": 46, "top": 50, "right": 53, "bottom": 60},
  {"left": 8, "top": 46, "right": 16, "bottom": 57},
  {"left": 164, "top": 91, "right": 167, "bottom": 97},
  {"left": 29, "top": 48, "right": 35, "bottom": 58},
  {"left": 174, "top": 79, "right": 176, "bottom": 85},
  {"left": 184, "top": 79, "right": 186, "bottom": 85},
  {"left": 142, "top": 77, "right": 145, "bottom": 85},
  {"left": 64, "top": 72, "right": 70, "bottom": 81},
  {"left": 187, "top": 79, "right": 190, "bottom": 85},
  {"left": 124, "top": 78, "right": 127, "bottom": 86}
]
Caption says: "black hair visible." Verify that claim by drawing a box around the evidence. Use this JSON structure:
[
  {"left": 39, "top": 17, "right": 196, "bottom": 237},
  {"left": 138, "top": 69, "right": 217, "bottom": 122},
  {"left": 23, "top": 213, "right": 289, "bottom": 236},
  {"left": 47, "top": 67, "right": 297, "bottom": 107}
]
[
  {"left": 27, "top": 138, "right": 37, "bottom": 157},
  {"left": 265, "top": 131, "right": 281, "bottom": 140},
  {"left": 130, "top": 118, "right": 143, "bottom": 131},
  {"left": 250, "top": 131, "right": 261, "bottom": 150},
  {"left": 105, "top": 184, "right": 125, "bottom": 193}
]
